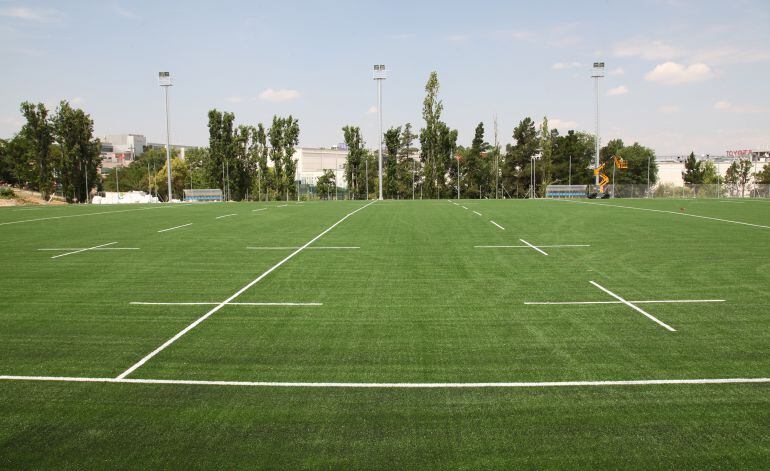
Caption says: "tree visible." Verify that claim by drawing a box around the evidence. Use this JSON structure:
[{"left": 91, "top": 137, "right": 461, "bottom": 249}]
[
  {"left": 682, "top": 152, "right": 703, "bottom": 185},
  {"left": 462, "top": 122, "right": 491, "bottom": 198},
  {"left": 316, "top": 169, "right": 336, "bottom": 199},
  {"left": 538, "top": 117, "right": 553, "bottom": 192},
  {"left": 18, "top": 102, "right": 54, "bottom": 197},
  {"left": 550, "top": 130, "right": 595, "bottom": 186},
  {"left": 252, "top": 123, "right": 269, "bottom": 201},
  {"left": 155, "top": 157, "right": 189, "bottom": 201},
  {"left": 207, "top": 109, "right": 236, "bottom": 198},
  {"left": 185, "top": 147, "right": 212, "bottom": 189},
  {"left": 701, "top": 160, "right": 719, "bottom": 184},
  {"left": 281, "top": 116, "right": 300, "bottom": 201},
  {"left": 383, "top": 126, "right": 401, "bottom": 198},
  {"left": 398, "top": 123, "right": 419, "bottom": 198},
  {"left": 342, "top": 125, "right": 365, "bottom": 199},
  {"left": 101, "top": 147, "right": 176, "bottom": 193},
  {"left": 420, "top": 71, "right": 444, "bottom": 198},
  {"left": 754, "top": 163, "right": 770, "bottom": 185},
  {"left": 502, "top": 117, "right": 539, "bottom": 197},
  {"left": 616, "top": 143, "right": 658, "bottom": 185},
  {"left": 725, "top": 159, "right": 752, "bottom": 196},
  {"left": 51, "top": 100, "right": 101, "bottom": 203}
]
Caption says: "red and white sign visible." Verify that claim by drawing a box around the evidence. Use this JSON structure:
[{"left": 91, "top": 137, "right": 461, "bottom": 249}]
[{"left": 726, "top": 149, "right": 752, "bottom": 157}]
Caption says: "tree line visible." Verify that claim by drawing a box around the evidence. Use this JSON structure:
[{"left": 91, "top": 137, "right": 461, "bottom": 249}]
[
  {"left": 0, "top": 101, "right": 100, "bottom": 202},
  {"left": 338, "top": 71, "right": 660, "bottom": 199}
]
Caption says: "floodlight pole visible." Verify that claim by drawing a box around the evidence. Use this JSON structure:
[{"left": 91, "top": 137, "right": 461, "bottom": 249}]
[
  {"left": 159, "top": 72, "right": 173, "bottom": 202},
  {"left": 373, "top": 64, "right": 386, "bottom": 200},
  {"left": 591, "top": 62, "right": 605, "bottom": 191}
]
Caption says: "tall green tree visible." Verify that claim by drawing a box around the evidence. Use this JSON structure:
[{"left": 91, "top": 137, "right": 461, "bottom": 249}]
[
  {"left": 342, "top": 125, "right": 365, "bottom": 199},
  {"left": 550, "top": 130, "right": 595, "bottom": 185},
  {"left": 207, "top": 109, "right": 236, "bottom": 197},
  {"left": 755, "top": 163, "right": 770, "bottom": 184},
  {"left": 538, "top": 117, "right": 553, "bottom": 192},
  {"left": 51, "top": 100, "right": 101, "bottom": 203},
  {"left": 18, "top": 102, "right": 54, "bottom": 197},
  {"left": 281, "top": 116, "right": 300, "bottom": 201},
  {"left": 420, "top": 71, "right": 444, "bottom": 198},
  {"left": 502, "top": 117, "right": 539, "bottom": 197},
  {"left": 702, "top": 160, "right": 720, "bottom": 184},
  {"left": 252, "top": 124, "right": 269, "bottom": 201},
  {"left": 316, "top": 169, "right": 336, "bottom": 199},
  {"left": 384, "top": 126, "right": 401, "bottom": 198},
  {"left": 398, "top": 123, "right": 419, "bottom": 198},
  {"left": 682, "top": 152, "right": 703, "bottom": 184},
  {"left": 725, "top": 158, "right": 752, "bottom": 196}
]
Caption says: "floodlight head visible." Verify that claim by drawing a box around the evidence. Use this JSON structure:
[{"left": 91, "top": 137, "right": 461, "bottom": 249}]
[
  {"left": 373, "top": 64, "right": 387, "bottom": 80},
  {"left": 591, "top": 62, "right": 605, "bottom": 78},
  {"left": 158, "top": 71, "right": 172, "bottom": 86}
]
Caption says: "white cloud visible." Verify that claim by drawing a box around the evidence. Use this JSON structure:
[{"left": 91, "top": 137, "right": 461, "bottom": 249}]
[
  {"left": 659, "top": 105, "right": 681, "bottom": 113},
  {"left": 367, "top": 106, "right": 378, "bottom": 114},
  {"left": 713, "top": 101, "right": 768, "bottom": 113},
  {"left": 225, "top": 96, "right": 243, "bottom": 104},
  {"left": 549, "top": 118, "right": 578, "bottom": 129},
  {"left": 551, "top": 61, "right": 581, "bottom": 70},
  {"left": 614, "top": 38, "right": 682, "bottom": 60},
  {"left": 607, "top": 85, "right": 629, "bottom": 96},
  {"left": 0, "top": 6, "right": 63, "bottom": 22},
  {"left": 257, "top": 88, "right": 300, "bottom": 102},
  {"left": 644, "top": 62, "right": 713, "bottom": 85},
  {"left": 446, "top": 34, "right": 468, "bottom": 42},
  {"left": 113, "top": 4, "right": 139, "bottom": 20},
  {"left": 609, "top": 67, "right": 625, "bottom": 76}
]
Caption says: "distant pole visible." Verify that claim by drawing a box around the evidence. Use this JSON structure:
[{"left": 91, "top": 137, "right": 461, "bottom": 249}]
[
  {"left": 84, "top": 161, "right": 88, "bottom": 204},
  {"left": 494, "top": 114, "right": 499, "bottom": 199},
  {"left": 115, "top": 162, "right": 120, "bottom": 194},
  {"left": 373, "top": 64, "right": 387, "bottom": 200},
  {"left": 612, "top": 159, "right": 617, "bottom": 198},
  {"left": 591, "top": 62, "right": 605, "bottom": 191},
  {"left": 335, "top": 155, "right": 338, "bottom": 201},
  {"left": 365, "top": 156, "right": 369, "bottom": 199},
  {"left": 568, "top": 155, "right": 572, "bottom": 187},
  {"left": 159, "top": 72, "right": 173, "bottom": 202}
]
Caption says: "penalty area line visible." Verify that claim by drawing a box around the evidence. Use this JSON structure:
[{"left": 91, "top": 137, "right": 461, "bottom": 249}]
[
  {"left": 1, "top": 375, "right": 769, "bottom": 389},
  {"left": 490, "top": 221, "right": 505, "bottom": 230}
]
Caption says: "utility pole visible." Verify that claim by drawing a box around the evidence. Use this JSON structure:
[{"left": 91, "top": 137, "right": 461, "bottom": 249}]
[
  {"left": 373, "top": 64, "right": 386, "bottom": 200},
  {"left": 568, "top": 155, "right": 572, "bottom": 187},
  {"left": 159, "top": 72, "right": 173, "bottom": 202},
  {"left": 591, "top": 62, "right": 604, "bottom": 192},
  {"left": 456, "top": 152, "right": 460, "bottom": 200},
  {"left": 494, "top": 114, "right": 499, "bottom": 199}
]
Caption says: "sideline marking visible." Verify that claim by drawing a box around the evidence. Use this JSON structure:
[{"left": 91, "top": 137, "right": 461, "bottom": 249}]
[
  {"left": 519, "top": 239, "right": 549, "bottom": 256},
  {"left": 39, "top": 247, "right": 138, "bottom": 251},
  {"left": 589, "top": 281, "right": 677, "bottom": 332},
  {"left": 51, "top": 242, "right": 117, "bottom": 259},
  {"left": 252, "top": 208, "right": 267, "bottom": 212},
  {"left": 215, "top": 213, "right": 237, "bottom": 219},
  {"left": 476, "top": 244, "right": 590, "bottom": 249},
  {"left": 1, "top": 375, "right": 768, "bottom": 389},
  {"left": 158, "top": 223, "right": 192, "bottom": 233},
  {"left": 490, "top": 221, "right": 505, "bottom": 230},
  {"left": 130, "top": 302, "right": 321, "bottom": 306},
  {"left": 556, "top": 199, "right": 770, "bottom": 229},
  {"left": 473, "top": 211, "right": 482, "bottom": 216},
  {"left": 277, "top": 204, "right": 288, "bottom": 207},
  {"left": 461, "top": 206, "right": 469, "bottom": 210},
  {"left": 247, "top": 246, "right": 359, "bottom": 250},
  {"left": 0, "top": 205, "right": 180, "bottom": 227},
  {"left": 525, "top": 299, "right": 724, "bottom": 305},
  {"left": 117, "top": 200, "right": 376, "bottom": 379}
]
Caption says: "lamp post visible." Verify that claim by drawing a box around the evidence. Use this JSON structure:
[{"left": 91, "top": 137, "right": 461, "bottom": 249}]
[
  {"left": 159, "top": 72, "right": 173, "bottom": 202},
  {"left": 591, "top": 62, "right": 604, "bottom": 192},
  {"left": 373, "top": 64, "right": 386, "bottom": 200}
]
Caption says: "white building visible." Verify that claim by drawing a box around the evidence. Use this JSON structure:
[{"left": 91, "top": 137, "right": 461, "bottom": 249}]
[
  {"left": 657, "top": 152, "right": 769, "bottom": 186},
  {"left": 293, "top": 147, "right": 349, "bottom": 188},
  {"left": 99, "top": 134, "right": 194, "bottom": 174}
]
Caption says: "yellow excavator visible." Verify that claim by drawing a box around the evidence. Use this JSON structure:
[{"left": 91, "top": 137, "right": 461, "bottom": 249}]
[{"left": 590, "top": 155, "right": 626, "bottom": 198}]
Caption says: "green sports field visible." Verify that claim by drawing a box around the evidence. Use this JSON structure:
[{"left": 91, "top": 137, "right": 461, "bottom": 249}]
[{"left": 1, "top": 198, "right": 768, "bottom": 468}]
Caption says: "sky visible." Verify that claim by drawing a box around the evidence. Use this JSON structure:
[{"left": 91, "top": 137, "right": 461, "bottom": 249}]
[{"left": 1, "top": 0, "right": 769, "bottom": 156}]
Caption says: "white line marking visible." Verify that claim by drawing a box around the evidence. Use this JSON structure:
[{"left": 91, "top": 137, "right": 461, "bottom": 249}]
[
  {"left": 472, "top": 211, "right": 482, "bottom": 216},
  {"left": 246, "top": 246, "right": 360, "bottom": 250},
  {"left": 252, "top": 208, "right": 267, "bottom": 212},
  {"left": 490, "top": 221, "right": 505, "bottom": 230},
  {"left": 475, "top": 244, "right": 590, "bottom": 248},
  {"left": 51, "top": 242, "right": 117, "bottom": 259},
  {"left": 0, "top": 205, "right": 179, "bottom": 227},
  {"left": 1, "top": 375, "right": 768, "bottom": 389},
  {"left": 215, "top": 214, "right": 237, "bottom": 219},
  {"left": 38, "top": 247, "right": 139, "bottom": 251},
  {"left": 157, "top": 223, "right": 193, "bottom": 233},
  {"left": 589, "top": 281, "right": 677, "bottom": 332},
  {"left": 461, "top": 206, "right": 469, "bottom": 210},
  {"left": 277, "top": 204, "right": 288, "bottom": 207},
  {"left": 117, "top": 200, "right": 376, "bottom": 379},
  {"left": 557, "top": 199, "right": 770, "bottom": 229},
  {"left": 525, "top": 299, "right": 725, "bottom": 305},
  {"left": 519, "top": 239, "right": 548, "bottom": 256},
  {"left": 130, "top": 302, "right": 322, "bottom": 306}
]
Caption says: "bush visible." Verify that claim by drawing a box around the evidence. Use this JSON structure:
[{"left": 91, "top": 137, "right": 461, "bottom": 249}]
[{"left": 0, "top": 186, "right": 15, "bottom": 199}]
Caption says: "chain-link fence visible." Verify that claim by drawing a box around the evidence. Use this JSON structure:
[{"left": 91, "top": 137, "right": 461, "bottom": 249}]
[{"left": 546, "top": 183, "right": 770, "bottom": 199}]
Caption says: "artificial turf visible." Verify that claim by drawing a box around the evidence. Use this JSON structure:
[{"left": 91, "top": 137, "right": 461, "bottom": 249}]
[{"left": 1, "top": 198, "right": 768, "bottom": 468}]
